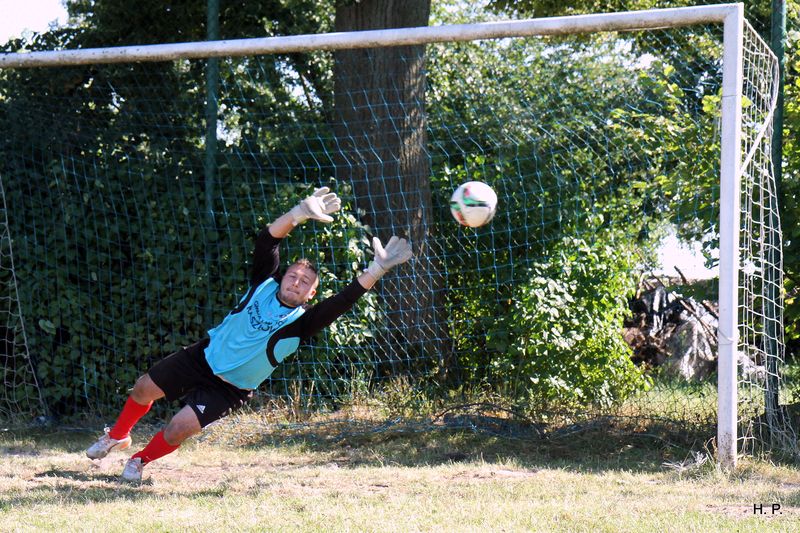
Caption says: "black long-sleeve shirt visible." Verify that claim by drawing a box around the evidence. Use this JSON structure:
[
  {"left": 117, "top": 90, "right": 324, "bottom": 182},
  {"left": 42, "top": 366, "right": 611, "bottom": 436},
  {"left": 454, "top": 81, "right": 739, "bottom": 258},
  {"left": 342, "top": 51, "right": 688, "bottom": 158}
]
[{"left": 204, "top": 228, "right": 367, "bottom": 389}]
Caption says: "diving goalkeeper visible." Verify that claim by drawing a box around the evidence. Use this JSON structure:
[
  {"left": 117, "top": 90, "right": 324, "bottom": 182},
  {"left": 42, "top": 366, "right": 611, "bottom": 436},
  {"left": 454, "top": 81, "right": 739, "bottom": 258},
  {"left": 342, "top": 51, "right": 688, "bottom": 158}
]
[{"left": 85, "top": 187, "right": 412, "bottom": 482}]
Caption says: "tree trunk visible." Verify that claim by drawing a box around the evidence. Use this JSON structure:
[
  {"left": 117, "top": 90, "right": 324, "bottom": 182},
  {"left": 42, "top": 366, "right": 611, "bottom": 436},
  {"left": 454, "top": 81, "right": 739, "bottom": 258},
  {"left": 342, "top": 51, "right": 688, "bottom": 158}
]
[{"left": 333, "top": 0, "right": 452, "bottom": 376}]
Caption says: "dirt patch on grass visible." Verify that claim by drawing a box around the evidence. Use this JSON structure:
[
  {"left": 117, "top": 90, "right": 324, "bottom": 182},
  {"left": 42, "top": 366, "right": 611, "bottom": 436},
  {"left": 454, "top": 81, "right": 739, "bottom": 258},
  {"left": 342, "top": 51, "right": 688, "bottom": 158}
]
[{"left": 448, "top": 467, "right": 539, "bottom": 483}]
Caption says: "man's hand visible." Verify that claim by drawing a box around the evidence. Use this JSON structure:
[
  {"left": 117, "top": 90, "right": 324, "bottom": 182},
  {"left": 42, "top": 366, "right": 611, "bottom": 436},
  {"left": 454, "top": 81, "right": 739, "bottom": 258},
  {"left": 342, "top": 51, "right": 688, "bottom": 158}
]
[
  {"left": 290, "top": 187, "right": 342, "bottom": 225},
  {"left": 366, "top": 236, "right": 413, "bottom": 280}
]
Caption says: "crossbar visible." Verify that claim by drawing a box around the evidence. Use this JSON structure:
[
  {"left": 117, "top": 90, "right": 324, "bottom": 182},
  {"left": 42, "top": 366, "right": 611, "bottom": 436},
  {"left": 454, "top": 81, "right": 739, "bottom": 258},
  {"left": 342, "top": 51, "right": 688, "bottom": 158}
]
[{"left": 0, "top": 4, "right": 739, "bottom": 68}]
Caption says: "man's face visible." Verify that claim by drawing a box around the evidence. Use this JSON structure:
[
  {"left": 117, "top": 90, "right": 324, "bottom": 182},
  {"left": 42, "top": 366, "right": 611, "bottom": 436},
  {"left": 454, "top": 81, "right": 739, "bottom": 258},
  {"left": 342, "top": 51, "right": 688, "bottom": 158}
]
[{"left": 279, "top": 264, "right": 318, "bottom": 307}]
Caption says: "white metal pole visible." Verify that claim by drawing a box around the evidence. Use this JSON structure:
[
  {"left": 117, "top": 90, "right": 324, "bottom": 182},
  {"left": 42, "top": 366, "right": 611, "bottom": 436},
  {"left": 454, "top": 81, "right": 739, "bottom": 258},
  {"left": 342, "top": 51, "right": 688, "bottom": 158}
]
[
  {"left": 718, "top": 4, "right": 745, "bottom": 470},
  {"left": 0, "top": 4, "right": 740, "bottom": 68}
]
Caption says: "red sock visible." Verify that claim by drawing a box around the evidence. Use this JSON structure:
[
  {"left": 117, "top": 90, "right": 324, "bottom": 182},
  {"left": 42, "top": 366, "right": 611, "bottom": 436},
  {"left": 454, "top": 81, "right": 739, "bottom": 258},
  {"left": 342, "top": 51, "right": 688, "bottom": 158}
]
[
  {"left": 109, "top": 396, "right": 153, "bottom": 440},
  {"left": 132, "top": 431, "right": 180, "bottom": 465}
]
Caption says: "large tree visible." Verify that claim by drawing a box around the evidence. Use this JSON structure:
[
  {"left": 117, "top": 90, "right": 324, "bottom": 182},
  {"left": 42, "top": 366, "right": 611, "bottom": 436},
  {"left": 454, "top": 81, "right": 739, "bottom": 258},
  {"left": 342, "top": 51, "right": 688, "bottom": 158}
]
[{"left": 332, "top": 0, "right": 449, "bottom": 370}]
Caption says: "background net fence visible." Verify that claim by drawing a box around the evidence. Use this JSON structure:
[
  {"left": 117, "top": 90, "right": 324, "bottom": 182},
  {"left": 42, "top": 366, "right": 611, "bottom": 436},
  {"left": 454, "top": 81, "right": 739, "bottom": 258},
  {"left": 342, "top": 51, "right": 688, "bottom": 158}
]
[
  {"left": 0, "top": 15, "right": 792, "bottom": 456},
  {"left": 0, "top": 177, "right": 43, "bottom": 419}
]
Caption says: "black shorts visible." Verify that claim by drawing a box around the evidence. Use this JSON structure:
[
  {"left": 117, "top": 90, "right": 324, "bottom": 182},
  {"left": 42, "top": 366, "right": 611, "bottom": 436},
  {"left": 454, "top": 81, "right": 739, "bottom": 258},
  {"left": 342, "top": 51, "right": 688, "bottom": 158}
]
[{"left": 148, "top": 338, "right": 253, "bottom": 428}]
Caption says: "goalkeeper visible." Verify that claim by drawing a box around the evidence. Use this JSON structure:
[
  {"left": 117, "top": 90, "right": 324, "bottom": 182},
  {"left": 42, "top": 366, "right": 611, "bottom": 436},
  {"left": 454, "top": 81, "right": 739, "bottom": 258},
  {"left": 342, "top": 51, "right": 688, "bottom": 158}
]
[{"left": 85, "top": 187, "right": 412, "bottom": 482}]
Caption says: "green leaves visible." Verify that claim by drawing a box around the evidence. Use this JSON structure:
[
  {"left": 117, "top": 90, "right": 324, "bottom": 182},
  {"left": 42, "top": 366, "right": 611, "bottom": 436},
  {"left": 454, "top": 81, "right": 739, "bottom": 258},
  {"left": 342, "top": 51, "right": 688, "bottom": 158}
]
[
  {"left": 450, "top": 231, "right": 651, "bottom": 412},
  {"left": 497, "top": 236, "right": 650, "bottom": 409}
]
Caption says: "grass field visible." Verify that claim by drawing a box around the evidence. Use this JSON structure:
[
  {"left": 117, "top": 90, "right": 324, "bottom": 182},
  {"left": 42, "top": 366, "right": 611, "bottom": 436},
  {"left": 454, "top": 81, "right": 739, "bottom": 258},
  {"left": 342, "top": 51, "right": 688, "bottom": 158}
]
[{"left": 2, "top": 413, "right": 800, "bottom": 532}]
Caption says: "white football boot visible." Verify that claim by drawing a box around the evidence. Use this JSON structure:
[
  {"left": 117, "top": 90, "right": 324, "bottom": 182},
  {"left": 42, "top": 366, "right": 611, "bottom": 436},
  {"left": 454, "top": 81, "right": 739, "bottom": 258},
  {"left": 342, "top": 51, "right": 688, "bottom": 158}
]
[
  {"left": 86, "top": 428, "right": 132, "bottom": 459},
  {"left": 121, "top": 457, "right": 144, "bottom": 482}
]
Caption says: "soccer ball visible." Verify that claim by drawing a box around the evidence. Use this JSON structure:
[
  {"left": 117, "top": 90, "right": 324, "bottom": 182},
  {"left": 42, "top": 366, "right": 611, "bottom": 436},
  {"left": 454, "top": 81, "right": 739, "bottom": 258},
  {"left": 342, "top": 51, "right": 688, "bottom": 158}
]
[{"left": 449, "top": 181, "right": 498, "bottom": 228}]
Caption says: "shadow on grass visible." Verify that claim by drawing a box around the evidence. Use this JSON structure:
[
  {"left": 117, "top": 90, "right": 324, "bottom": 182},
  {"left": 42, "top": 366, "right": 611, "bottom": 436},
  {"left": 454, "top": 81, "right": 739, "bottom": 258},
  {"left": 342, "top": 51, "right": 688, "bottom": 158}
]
[
  {"left": 3, "top": 416, "right": 716, "bottom": 476},
  {"left": 34, "top": 468, "right": 131, "bottom": 484},
  {"left": 0, "top": 466, "right": 233, "bottom": 509},
  {"left": 208, "top": 415, "right": 717, "bottom": 475},
  {"left": 0, "top": 470, "right": 151, "bottom": 508},
  {"left": 0, "top": 423, "right": 161, "bottom": 454},
  {"left": 0, "top": 487, "right": 140, "bottom": 510}
]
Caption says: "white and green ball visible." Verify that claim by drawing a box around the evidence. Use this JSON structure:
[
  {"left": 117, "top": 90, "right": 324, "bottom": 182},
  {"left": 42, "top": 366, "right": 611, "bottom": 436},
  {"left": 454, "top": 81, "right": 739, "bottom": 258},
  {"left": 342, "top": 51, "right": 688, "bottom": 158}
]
[{"left": 449, "top": 181, "right": 498, "bottom": 228}]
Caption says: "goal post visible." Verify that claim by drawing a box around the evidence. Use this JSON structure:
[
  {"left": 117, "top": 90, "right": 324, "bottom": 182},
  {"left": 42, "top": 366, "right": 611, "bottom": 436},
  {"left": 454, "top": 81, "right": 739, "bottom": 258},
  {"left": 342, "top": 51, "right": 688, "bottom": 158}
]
[
  {"left": 718, "top": 3, "right": 745, "bottom": 471},
  {"left": 0, "top": 3, "right": 786, "bottom": 469},
  {"left": 0, "top": 5, "right": 751, "bottom": 68}
]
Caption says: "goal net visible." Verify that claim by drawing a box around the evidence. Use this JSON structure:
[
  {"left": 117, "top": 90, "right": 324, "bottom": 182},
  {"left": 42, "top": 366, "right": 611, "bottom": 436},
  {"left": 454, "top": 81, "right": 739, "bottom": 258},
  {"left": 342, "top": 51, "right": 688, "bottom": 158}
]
[{"left": 0, "top": 5, "right": 791, "bottom": 464}]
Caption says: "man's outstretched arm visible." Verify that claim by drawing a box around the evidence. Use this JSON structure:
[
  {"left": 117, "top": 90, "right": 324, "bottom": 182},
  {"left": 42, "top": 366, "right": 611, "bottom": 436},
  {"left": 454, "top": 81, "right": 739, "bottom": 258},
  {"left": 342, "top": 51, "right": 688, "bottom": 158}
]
[
  {"left": 268, "top": 187, "right": 341, "bottom": 238},
  {"left": 356, "top": 236, "right": 413, "bottom": 290},
  {"left": 295, "top": 235, "right": 414, "bottom": 337},
  {"left": 250, "top": 187, "right": 341, "bottom": 284}
]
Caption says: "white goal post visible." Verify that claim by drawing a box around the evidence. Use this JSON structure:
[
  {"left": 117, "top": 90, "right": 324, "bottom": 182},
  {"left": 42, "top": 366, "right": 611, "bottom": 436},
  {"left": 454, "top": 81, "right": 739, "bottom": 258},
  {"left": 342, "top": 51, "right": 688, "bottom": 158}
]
[
  {"left": 0, "top": 3, "right": 777, "bottom": 469},
  {"left": 0, "top": 5, "right": 750, "bottom": 68}
]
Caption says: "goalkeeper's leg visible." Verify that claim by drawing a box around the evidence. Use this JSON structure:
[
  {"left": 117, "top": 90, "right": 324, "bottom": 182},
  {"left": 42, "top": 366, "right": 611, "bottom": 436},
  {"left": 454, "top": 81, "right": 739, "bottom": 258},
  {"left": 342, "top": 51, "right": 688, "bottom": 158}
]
[
  {"left": 87, "top": 340, "right": 205, "bottom": 461},
  {"left": 121, "top": 405, "right": 197, "bottom": 482},
  {"left": 121, "top": 377, "right": 252, "bottom": 482},
  {"left": 86, "top": 374, "right": 164, "bottom": 459}
]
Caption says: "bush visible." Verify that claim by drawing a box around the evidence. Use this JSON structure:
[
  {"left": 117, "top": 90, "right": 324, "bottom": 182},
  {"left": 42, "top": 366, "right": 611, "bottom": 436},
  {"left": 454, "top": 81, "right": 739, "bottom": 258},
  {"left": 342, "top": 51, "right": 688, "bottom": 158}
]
[{"left": 484, "top": 235, "right": 652, "bottom": 410}]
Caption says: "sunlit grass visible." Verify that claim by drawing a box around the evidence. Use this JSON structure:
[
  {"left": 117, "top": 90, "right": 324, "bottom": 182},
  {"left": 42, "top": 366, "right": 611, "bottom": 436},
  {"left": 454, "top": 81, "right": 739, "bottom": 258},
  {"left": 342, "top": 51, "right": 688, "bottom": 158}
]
[
  {"left": 3, "top": 365, "right": 799, "bottom": 530},
  {"left": 2, "top": 420, "right": 800, "bottom": 532}
]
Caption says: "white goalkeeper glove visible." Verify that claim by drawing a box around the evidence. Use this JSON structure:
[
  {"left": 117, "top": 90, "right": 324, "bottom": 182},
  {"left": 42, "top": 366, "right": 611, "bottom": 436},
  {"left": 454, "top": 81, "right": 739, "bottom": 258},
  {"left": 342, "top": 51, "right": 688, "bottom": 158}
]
[
  {"left": 289, "top": 187, "right": 342, "bottom": 225},
  {"left": 366, "top": 236, "right": 413, "bottom": 280}
]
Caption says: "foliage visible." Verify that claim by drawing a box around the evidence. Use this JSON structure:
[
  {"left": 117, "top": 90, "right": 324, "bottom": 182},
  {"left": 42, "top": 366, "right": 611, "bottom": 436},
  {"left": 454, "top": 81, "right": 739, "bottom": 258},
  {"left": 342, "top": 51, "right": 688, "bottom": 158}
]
[
  {"left": 487, "top": 0, "right": 774, "bottom": 34},
  {"left": 781, "top": 6, "right": 800, "bottom": 349},
  {"left": 488, "top": 0, "right": 800, "bottom": 359},
  {"left": 0, "top": 34, "right": 372, "bottom": 415},
  {"left": 485, "top": 235, "right": 651, "bottom": 410},
  {"left": 421, "top": 20, "right": 714, "bottom": 407}
]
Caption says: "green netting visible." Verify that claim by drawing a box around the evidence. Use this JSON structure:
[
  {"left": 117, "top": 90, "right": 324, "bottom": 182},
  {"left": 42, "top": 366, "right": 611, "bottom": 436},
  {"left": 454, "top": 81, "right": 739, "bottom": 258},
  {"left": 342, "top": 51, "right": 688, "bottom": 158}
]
[
  {"left": 0, "top": 15, "right": 792, "bottom": 457},
  {"left": 0, "top": 177, "right": 44, "bottom": 418}
]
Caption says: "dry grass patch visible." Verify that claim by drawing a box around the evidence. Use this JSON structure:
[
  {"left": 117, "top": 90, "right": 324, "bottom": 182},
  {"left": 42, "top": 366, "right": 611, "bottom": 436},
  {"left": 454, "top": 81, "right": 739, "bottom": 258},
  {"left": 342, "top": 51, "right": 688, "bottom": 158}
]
[{"left": 1, "top": 421, "right": 800, "bottom": 531}]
